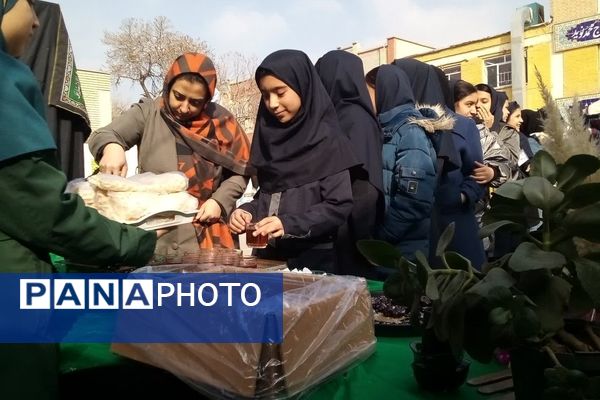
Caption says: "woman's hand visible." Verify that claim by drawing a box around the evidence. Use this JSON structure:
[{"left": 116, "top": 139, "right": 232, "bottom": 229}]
[
  {"left": 195, "top": 199, "right": 222, "bottom": 224},
  {"left": 229, "top": 209, "right": 252, "bottom": 234},
  {"left": 470, "top": 161, "right": 495, "bottom": 184},
  {"left": 254, "top": 216, "right": 285, "bottom": 239},
  {"left": 477, "top": 106, "right": 494, "bottom": 130},
  {"left": 99, "top": 143, "right": 128, "bottom": 177}
]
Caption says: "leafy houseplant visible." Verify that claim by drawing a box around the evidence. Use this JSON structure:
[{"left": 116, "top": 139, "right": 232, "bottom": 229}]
[
  {"left": 357, "top": 224, "right": 515, "bottom": 392},
  {"left": 473, "top": 149, "right": 600, "bottom": 399},
  {"left": 358, "top": 149, "right": 600, "bottom": 397}
]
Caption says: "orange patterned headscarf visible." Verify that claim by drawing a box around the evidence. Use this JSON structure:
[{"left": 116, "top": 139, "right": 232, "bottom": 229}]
[{"left": 160, "top": 53, "right": 252, "bottom": 249}]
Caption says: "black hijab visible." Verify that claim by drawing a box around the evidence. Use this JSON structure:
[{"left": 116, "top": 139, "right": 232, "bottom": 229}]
[
  {"left": 315, "top": 50, "right": 383, "bottom": 193},
  {"left": 251, "top": 50, "right": 358, "bottom": 193},
  {"left": 392, "top": 58, "right": 460, "bottom": 174},
  {"left": 374, "top": 64, "right": 415, "bottom": 113},
  {"left": 391, "top": 58, "right": 446, "bottom": 105},
  {"left": 520, "top": 109, "right": 544, "bottom": 136},
  {"left": 447, "top": 79, "right": 458, "bottom": 111}
]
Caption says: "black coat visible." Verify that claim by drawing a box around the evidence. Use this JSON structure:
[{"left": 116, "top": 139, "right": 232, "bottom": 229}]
[{"left": 239, "top": 170, "right": 352, "bottom": 269}]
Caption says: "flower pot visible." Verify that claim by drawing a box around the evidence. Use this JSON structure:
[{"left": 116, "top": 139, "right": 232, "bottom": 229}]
[
  {"left": 510, "top": 347, "right": 549, "bottom": 400},
  {"left": 410, "top": 341, "right": 471, "bottom": 392},
  {"left": 556, "top": 350, "right": 600, "bottom": 376}
]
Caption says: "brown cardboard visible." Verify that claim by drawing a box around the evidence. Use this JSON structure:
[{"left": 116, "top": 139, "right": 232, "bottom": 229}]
[{"left": 112, "top": 267, "right": 375, "bottom": 398}]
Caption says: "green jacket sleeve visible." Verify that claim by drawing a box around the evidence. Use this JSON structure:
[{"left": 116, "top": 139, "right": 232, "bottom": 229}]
[{"left": 0, "top": 151, "right": 157, "bottom": 267}]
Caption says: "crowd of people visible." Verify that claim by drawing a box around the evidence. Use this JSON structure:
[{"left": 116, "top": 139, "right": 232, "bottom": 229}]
[
  {"left": 3, "top": 0, "right": 554, "bottom": 283},
  {"left": 1, "top": 1, "right": 551, "bottom": 397}
]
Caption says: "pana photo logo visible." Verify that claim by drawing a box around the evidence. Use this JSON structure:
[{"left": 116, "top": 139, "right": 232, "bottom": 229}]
[
  {"left": 19, "top": 278, "right": 261, "bottom": 310},
  {"left": 0, "top": 273, "right": 283, "bottom": 343}
]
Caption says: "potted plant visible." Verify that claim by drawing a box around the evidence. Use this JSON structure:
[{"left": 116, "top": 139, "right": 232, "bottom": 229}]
[
  {"left": 357, "top": 224, "right": 515, "bottom": 392},
  {"left": 469, "top": 148, "right": 600, "bottom": 399}
]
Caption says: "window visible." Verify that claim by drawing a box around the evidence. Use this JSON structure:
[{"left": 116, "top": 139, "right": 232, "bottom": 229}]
[
  {"left": 442, "top": 65, "right": 461, "bottom": 82},
  {"left": 485, "top": 55, "right": 512, "bottom": 88}
]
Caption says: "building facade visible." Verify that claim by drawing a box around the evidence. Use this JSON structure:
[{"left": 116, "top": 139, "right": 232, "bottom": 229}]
[
  {"left": 78, "top": 69, "right": 138, "bottom": 176},
  {"left": 344, "top": 0, "right": 600, "bottom": 113}
]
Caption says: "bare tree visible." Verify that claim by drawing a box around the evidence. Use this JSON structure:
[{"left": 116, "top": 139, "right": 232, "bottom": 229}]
[
  {"left": 111, "top": 98, "right": 133, "bottom": 120},
  {"left": 216, "top": 52, "right": 260, "bottom": 136},
  {"left": 103, "top": 16, "right": 212, "bottom": 98}
]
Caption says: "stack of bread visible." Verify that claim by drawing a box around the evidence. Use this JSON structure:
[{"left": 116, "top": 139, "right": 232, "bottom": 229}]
[{"left": 66, "top": 172, "right": 198, "bottom": 225}]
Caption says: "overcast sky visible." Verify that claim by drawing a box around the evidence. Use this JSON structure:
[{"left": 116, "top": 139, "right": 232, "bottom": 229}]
[{"left": 52, "top": 0, "right": 550, "bottom": 103}]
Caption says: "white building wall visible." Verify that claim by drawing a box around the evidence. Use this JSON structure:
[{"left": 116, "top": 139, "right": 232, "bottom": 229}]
[{"left": 78, "top": 69, "right": 138, "bottom": 177}]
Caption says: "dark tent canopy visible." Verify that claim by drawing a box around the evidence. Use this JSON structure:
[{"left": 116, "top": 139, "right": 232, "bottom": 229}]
[{"left": 21, "top": 1, "right": 91, "bottom": 180}]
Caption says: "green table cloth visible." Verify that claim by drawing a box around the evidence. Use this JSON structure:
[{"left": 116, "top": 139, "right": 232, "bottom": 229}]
[{"left": 59, "top": 279, "right": 504, "bottom": 398}]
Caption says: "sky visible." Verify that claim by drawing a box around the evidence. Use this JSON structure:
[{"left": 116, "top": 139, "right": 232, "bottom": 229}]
[{"left": 52, "top": 0, "right": 550, "bottom": 103}]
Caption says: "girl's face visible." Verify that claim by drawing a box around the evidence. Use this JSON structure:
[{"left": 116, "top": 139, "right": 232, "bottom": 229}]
[
  {"left": 258, "top": 74, "right": 301, "bottom": 123},
  {"left": 454, "top": 92, "right": 479, "bottom": 119},
  {"left": 477, "top": 90, "right": 492, "bottom": 113},
  {"left": 1, "top": 0, "right": 40, "bottom": 58},
  {"left": 501, "top": 100, "right": 510, "bottom": 122},
  {"left": 507, "top": 108, "right": 523, "bottom": 130}
]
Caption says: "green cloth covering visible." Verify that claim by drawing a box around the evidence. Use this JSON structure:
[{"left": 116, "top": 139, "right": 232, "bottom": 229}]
[
  {"left": 304, "top": 337, "right": 501, "bottom": 400},
  {"left": 60, "top": 338, "right": 502, "bottom": 399},
  {"left": 59, "top": 280, "right": 504, "bottom": 399}
]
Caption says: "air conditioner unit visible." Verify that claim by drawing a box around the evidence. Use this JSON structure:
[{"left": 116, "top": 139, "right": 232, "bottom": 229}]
[{"left": 525, "top": 3, "right": 545, "bottom": 25}]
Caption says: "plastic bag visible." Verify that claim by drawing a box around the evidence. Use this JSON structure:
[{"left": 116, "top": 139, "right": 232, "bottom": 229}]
[{"left": 112, "top": 266, "right": 376, "bottom": 399}]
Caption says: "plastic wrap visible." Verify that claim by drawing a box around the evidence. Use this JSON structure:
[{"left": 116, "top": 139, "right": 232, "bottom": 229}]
[
  {"left": 112, "top": 266, "right": 376, "bottom": 399},
  {"left": 66, "top": 172, "right": 198, "bottom": 227}
]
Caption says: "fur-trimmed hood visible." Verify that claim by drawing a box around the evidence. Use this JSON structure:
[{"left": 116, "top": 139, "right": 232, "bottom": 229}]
[{"left": 408, "top": 103, "right": 455, "bottom": 133}]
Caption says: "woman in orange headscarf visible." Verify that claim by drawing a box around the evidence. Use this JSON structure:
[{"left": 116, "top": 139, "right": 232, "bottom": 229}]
[{"left": 88, "top": 53, "right": 253, "bottom": 255}]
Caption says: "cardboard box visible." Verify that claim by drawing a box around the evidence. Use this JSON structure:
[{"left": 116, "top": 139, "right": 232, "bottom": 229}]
[{"left": 112, "top": 267, "right": 376, "bottom": 398}]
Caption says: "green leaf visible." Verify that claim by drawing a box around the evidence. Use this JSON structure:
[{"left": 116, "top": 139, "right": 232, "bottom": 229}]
[
  {"left": 495, "top": 180, "right": 525, "bottom": 200},
  {"left": 415, "top": 250, "right": 432, "bottom": 273},
  {"left": 482, "top": 253, "right": 512, "bottom": 272},
  {"left": 563, "top": 183, "right": 600, "bottom": 209},
  {"left": 425, "top": 273, "right": 440, "bottom": 301},
  {"left": 479, "top": 220, "right": 522, "bottom": 239},
  {"left": 487, "top": 286, "right": 513, "bottom": 307},
  {"left": 512, "top": 307, "right": 541, "bottom": 339},
  {"left": 563, "top": 203, "right": 600, "bottom": 242},
  {"left": 556, "top": 154, "right": 600, "bottom": 191},
  {"left": 530, "top": 150, "right": 558, "bottom": 182},
  {"left": 528, "top": 276, "right": 571, "bottom": 335},
  {"left": 574, "top": 257, "right": 600, "bottom": 306},
  {"left": 508, "top": 242, "right": 567, "bottom": 272},
  {"left": 356, "top": 240, "right": 402, "bottom": 268},
  {"left": 482, "top": 206, "right": 527, "bottom": 225},
  {"left": 435, "top": 222, "right": 455, "bottom": 257},
  {"left": 440, "top": 271, "right": 468, "bottom": 303},
  {"left": 484, "top": 195, "right": 529, "bottom": 225},
  {"left": 442, "top": 252, "right": 472, "bottom": 272},
  {"left": 483, "top": 254, "right": 512, "bottom": 273},
  {"left": 413, "top": 258, "right": 428, "bottom": 288},
  {"left": 466, "top": 267, "right": 516, "bottom": 298},
  {"left": 383, "top": 272, "right": 415, "bottom": 305},
  {"left": 522, "top": 176, "right": 564, "bottom": 210},
  {"left": 489, "top": 307, "right": 512, "bottom": 325}
]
